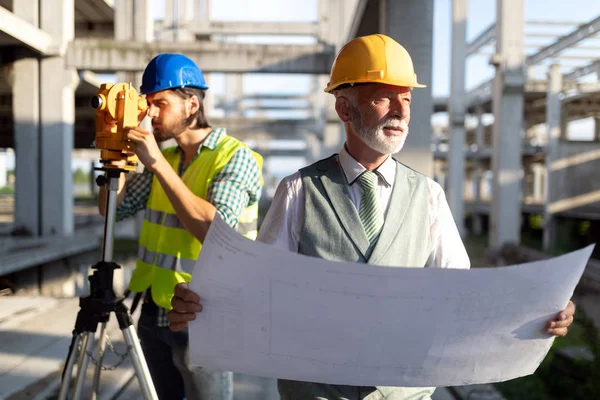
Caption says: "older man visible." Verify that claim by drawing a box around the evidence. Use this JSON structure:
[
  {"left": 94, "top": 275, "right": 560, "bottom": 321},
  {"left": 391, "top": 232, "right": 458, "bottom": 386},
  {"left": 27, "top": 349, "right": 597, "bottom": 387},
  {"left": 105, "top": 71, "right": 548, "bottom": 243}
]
[{"left": 167, "top": 34, "right": 575, "bottom": 400}]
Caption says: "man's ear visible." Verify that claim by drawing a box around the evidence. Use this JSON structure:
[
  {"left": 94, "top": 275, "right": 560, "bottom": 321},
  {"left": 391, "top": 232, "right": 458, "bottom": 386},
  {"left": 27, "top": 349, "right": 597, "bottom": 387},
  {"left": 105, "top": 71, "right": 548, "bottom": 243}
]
[
  {"left": 187, "top": 95, "right": 200, "bottom": 116},
  {"left": 335, "top": 96, "right": 353, "bottom": 124}
]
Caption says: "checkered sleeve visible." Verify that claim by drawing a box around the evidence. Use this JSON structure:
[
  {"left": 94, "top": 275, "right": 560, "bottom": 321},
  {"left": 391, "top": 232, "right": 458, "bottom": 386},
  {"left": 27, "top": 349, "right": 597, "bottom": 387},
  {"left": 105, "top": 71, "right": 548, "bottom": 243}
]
[
  {"left": 115, "top": 169, "right": 153, "bottom": 221},
  {"left": 207, "top": 146, "right": 262, "bottom": 229}
]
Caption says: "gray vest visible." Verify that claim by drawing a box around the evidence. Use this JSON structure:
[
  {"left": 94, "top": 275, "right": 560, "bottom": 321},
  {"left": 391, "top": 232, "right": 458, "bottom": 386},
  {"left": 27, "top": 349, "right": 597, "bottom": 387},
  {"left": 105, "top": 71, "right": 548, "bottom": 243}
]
[{"left": 278, "top": 155, "right": 435, "bottom": 400}]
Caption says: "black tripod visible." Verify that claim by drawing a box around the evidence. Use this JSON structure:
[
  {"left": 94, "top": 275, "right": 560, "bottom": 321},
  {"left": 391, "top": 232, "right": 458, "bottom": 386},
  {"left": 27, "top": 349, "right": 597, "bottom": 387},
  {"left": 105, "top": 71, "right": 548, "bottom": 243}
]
[{"left": 58, "top": 169, "right": 158, "bottom": 400}]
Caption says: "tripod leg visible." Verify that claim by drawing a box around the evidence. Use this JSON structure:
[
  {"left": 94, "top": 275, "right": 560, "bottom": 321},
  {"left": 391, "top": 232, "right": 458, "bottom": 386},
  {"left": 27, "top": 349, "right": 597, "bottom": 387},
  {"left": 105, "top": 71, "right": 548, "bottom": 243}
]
[
  {"left": 72, "top": 331, "right": 96, "bottom": 400},
  {"left": 91, "top": 322, "right": 108, "bottom": 400},
  {"left": 58, "top": 333, "right": 83, "bottom": 400},
  {"left": 122, "top": 325, "right": 159, "bottom": 400}
]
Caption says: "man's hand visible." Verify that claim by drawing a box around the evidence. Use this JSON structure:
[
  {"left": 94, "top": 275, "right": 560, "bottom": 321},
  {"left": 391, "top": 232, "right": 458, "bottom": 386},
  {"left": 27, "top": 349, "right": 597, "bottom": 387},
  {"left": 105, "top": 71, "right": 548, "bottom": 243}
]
[
  {"left": 546, "top": 300, "right": 575, "bottom": 337},
  {"left": 167, "top": 283, "right": 203, "bottom": 332},
  {"left": 124, "top": 127, "right": 165, "bottom": 173}
]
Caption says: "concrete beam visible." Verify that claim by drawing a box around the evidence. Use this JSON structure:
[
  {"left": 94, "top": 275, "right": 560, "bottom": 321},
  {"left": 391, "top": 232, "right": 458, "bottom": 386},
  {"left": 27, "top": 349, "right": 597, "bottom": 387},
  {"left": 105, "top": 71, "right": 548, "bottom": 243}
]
[
  {"left": 490, "top": 0, "right": 525, "bottom": 247},
  {"left": 563, "top": 60, "right": 600, "bottom": 81},
  {"left": 526, "top": 15, "right": 600, "bottom": 66},
  {"left": 467, "top": 23, "right": 495, "bottom": 56},
  {"left": 0, "top": 5, "right": 58, "bottom": 55},
  {"left": 155, "top": 20, "right": 319, "bottom": 36},
  {"left": 447, "top": 0, "right": 467, "bottom": 238},
  {"left": 241, "top": 94, "right": 307, "bottom": 101},
  {"left": 466, "top": 80, "right": 493, "bottom": 108},
  {"left": 215, "top": 102, "right": 311, "bottom": 111},
  {"left": 210, "top": 117, "right": 321, "bottom": 135},
  {"left": 466, "top": 78, "right": 598, "bottom": 108},
  {"left": 66, "top": 39, "right": 334, "bottom": 74},
  {"left": 75, "top": 0, "right": 114, "bottom": 23},
  {"left": 77, "top": 70, "right": 101, "bottom": 95}
]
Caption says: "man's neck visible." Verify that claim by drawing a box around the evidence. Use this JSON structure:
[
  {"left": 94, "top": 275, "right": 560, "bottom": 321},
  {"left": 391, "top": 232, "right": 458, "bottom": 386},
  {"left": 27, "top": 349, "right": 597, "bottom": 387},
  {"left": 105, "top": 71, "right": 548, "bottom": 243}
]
[
  {"left": 175, "top": 127, "right": 212, "bottom": 157},
  {"left": 344, "top": 138, "right": 390, "bottom": 171}
]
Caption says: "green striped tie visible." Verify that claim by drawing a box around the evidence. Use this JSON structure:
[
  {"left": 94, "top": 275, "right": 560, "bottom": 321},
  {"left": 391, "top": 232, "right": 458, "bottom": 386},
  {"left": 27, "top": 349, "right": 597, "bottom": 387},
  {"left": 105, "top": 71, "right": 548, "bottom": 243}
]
[{"left": 358, "top": 171, "right": 384, "bottom": 244}]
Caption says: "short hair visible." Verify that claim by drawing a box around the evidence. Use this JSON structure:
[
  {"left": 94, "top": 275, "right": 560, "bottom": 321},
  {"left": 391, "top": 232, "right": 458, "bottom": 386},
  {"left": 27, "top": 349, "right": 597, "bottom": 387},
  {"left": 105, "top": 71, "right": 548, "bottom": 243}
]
[{"left": 170, "top": 87, "right": 211, "bottom": 129}]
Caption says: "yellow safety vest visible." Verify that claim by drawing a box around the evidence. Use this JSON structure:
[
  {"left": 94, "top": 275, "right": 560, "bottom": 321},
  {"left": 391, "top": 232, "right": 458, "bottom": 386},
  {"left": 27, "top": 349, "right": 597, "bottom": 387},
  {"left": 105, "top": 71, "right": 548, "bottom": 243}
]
[{"left": 128, "top": 135, "right": 263, "bottom": 309}]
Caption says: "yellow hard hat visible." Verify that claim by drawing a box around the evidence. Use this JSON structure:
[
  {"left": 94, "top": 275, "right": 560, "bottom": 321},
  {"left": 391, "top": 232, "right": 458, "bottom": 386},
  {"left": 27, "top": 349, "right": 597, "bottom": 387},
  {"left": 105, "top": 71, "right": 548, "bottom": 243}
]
[{"left": 324, "top": 34, "right": 426, "bottom": 93}]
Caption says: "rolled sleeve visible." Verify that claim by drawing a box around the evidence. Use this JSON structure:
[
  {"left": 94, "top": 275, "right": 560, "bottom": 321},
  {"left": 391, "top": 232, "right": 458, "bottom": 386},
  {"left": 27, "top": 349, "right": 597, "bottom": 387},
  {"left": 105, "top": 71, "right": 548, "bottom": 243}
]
[
  {"left": 207, "top": 146, "right": 262, "bottom": 229},
  {"left": 115, "top": 169, "right": 152, "bottom": 221}
]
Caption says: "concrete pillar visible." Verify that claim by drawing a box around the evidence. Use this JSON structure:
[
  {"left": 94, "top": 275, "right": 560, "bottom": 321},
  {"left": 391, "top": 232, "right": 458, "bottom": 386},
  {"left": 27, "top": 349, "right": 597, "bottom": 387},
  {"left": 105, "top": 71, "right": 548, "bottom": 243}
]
[
  {"left": 472, "top": 106, "right": 484, "bottom": 235},
  {"left": 115, "top": 0, "right": 134, "bottom": 42},
  {"left": 472, "top": 169, "right": 484, "bottom": 235},
  {"left": 321, "top": 122, "right": 345, "bottom": 158},
  {"left": 543, "top": 64, "right": 562, "bottom": 250},
  {"left": 318, "top": 0, "right": 354, "bottom": 46},
  {"left": 0, "top": 151, "right": 5, "bottom": 188},
  {"left": 39, "top": 0, "right": 76, "bottom": 236},
  {"left": 382, "top": 0, "right": 434, "bottom": 177},
  {"left": 195, "top": 0, "right": 209, "bottom": 22},
  {"left": 115, "top": 0, "right": 153, "bottom": 45},
  {"left": 304, "top": 133, "right": 322, "bottom": 163},
  {"left": 203, "top": 73, "right": 215, "bottom": 119},
  {"left": 163, "top": 0, "right": 175, "bottom": 41},
  {"left": 532, "top": 163, "right": 544, "bottom": 203},
  {"left": 475, "top": 106, "right": 485, "bottom": 149},
  {"left": 490, "top": 0, "right": 525, "bottom": 247},
  {"left": 447, "top": 0, "right": 467, "bottom": 238},
  {"left": 114, "top": 0, "right": 154, "bottom": 238},
  {"left": 11, "top": 0, "right": 41, "bottom": 236},
  {"left": 116, "top": 0, "right": 153, "bottom": 127},
  {"left": 135, "top": 0, "right": 154, "bottom": 43},
  {"left": 225, "top": 74, "right": 244, "bottom": 118},
  {"left": 173, "top": 0, "right": 195, "bottom": 41}
]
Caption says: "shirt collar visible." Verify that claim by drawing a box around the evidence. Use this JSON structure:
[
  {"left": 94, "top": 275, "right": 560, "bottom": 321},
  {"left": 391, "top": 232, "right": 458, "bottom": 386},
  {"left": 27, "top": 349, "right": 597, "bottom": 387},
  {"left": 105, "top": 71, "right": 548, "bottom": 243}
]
[
  {"left": 175, "top": 128, "right": 226, "bottom": 154},
  {"left": 338, "top": 145, "right": 395, "bottom": 187}
]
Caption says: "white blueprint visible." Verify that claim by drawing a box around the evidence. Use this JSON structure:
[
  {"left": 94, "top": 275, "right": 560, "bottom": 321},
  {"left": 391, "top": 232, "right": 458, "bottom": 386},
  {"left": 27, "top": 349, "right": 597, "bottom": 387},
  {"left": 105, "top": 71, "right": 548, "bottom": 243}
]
[{"left": 188, "top": 216, "right": 593, "bottom": 387}]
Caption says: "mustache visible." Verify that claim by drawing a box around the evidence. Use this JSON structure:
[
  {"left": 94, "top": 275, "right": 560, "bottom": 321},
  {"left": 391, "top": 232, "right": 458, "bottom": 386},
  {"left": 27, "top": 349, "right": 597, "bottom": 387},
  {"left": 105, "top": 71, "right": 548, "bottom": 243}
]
[{"left": 381, "top": 118, "right": 408, "bottom": 130}]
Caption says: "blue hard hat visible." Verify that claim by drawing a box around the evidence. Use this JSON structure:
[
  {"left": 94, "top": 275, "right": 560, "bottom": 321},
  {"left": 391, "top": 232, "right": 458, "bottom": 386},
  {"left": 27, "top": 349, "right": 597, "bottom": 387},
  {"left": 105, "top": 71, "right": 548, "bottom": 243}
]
[{"left": 140, "top": 53, "right": 209, "bottom": 95}]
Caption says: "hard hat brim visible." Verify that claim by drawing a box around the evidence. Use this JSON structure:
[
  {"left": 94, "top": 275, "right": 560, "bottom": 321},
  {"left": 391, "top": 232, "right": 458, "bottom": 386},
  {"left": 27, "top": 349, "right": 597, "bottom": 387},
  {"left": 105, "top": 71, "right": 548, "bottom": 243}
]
[{"left": 324, "top": 79, "right": 426, "bottom": 93}]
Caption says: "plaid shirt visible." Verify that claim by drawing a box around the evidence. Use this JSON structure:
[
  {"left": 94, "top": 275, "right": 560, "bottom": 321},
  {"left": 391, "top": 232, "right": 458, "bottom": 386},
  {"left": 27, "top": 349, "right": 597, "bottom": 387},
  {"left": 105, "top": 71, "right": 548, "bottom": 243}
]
[{"left": 117, "top": 128, "right": 261, "bottom": 326}]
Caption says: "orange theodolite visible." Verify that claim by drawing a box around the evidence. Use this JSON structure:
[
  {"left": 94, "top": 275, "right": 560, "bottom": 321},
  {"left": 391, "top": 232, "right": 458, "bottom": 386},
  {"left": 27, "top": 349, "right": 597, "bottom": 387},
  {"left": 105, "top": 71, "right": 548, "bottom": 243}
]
[{"left": 91, "top": 82, "right": 148, "bottom": 171}]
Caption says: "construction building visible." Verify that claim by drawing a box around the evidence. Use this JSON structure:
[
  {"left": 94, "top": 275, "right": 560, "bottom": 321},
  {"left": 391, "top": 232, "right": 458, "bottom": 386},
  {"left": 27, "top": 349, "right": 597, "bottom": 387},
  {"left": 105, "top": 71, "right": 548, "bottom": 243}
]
[{"left": 0, "top": 0, "right": 598, "bottom": 398}]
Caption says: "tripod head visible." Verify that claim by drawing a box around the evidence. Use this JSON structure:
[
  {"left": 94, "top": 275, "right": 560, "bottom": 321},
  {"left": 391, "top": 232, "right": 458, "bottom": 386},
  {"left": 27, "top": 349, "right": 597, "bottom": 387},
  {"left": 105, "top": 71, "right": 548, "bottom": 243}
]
[{"left": 92, "top": 82, "right": 148, "bottom": 172}]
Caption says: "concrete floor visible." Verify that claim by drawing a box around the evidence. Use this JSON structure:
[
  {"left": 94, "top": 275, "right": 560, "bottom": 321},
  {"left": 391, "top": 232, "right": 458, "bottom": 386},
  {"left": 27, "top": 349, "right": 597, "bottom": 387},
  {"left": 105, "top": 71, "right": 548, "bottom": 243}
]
[{"left": 0, "top": 296, "right": 457, "bottom": 400}]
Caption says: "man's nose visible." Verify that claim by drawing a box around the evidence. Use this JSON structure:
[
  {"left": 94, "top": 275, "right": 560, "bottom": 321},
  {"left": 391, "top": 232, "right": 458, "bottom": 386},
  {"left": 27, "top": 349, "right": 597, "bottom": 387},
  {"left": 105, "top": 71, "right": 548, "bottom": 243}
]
[
  {"left": 147, "top": 104, "right": 159, "bottom": 118},
  {"left": 389, "top": 99, "right": 409, "bottom": 120}
]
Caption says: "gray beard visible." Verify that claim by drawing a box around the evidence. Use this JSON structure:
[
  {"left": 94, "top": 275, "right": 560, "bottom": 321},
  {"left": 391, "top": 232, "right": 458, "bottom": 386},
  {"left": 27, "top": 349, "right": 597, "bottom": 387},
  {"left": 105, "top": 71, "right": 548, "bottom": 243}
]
[{"left": 352, "top": 117, "right": 408, "bottom": 155}]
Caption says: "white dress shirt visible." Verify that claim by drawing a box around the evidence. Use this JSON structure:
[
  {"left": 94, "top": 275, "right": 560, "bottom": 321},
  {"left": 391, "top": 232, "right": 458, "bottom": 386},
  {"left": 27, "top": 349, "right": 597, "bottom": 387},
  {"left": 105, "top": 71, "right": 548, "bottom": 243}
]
[{"left": 257, "top": 147, "right": 471, "bottom": 270}]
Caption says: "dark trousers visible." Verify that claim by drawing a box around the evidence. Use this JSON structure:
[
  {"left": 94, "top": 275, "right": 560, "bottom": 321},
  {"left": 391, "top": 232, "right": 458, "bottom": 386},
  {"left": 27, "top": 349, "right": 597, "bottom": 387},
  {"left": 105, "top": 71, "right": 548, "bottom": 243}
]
[{"left": 137, "top": 298, "right": 233, "bottom": 400}]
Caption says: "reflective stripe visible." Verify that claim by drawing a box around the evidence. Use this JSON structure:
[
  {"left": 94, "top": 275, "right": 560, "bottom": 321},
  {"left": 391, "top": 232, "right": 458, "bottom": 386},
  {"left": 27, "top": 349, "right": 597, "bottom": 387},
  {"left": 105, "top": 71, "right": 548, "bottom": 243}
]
[
  {"left": 237, "top": 220, "right": 257, "bottom": 236},
  {"left": 138, "top": 246, "right": 195, "bottom": 274},
  {"left": 164, "top": 214, "right": 185, "bottom": 229},
  {"left": 144, "top": 209, "right": 185, "bottom": 229},
  {"left": 138, "top": 246, "right": 156, "bottom": 264},
  {"left": 145, "top": 209, "right": 162, "bottom": 224}
]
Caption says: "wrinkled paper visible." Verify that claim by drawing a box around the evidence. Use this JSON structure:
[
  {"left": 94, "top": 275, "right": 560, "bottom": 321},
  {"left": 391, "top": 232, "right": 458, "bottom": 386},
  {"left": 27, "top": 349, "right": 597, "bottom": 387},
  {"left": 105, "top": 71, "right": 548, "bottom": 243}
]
[{"left": 189, "top": 216, "right": 593, "bottom": 387}]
